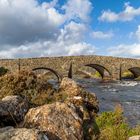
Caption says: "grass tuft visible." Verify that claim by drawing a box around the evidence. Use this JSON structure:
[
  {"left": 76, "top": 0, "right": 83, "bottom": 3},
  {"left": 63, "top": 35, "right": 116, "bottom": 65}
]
[{"left": 95, "top": 105, "right": 140, "bottom": 140}]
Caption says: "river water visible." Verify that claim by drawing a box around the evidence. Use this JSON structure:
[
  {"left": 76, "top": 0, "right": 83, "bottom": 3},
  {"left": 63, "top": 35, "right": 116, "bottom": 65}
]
[{"left": 76, "top": 79, "right": 140, "bottom": 127}]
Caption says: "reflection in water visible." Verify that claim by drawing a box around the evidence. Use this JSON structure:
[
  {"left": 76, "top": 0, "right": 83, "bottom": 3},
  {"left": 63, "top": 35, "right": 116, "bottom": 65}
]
[{"left": 76, "top": 79, "right": 140, "bottom": 126}]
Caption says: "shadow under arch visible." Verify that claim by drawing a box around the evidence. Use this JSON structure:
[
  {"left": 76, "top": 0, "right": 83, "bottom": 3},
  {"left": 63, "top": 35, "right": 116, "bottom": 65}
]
[
  {"left": 84, "top": 64, "right": 112, "bottom": 79},
  {"left": 128, "top": 67, "right": 140, "bottom": 78},
  {"left": 32, "top": 67, "right": 62, "bottom": 82}
]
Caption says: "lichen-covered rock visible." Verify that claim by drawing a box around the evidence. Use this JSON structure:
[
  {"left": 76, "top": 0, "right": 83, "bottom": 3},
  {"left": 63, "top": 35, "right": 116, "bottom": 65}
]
[
  {"left": 0, "top": 127, "right": 49, "bottom": 140},
  {"left": 59, "top": 78, "right": 99, "bottom": 117},
  {"left": 60, "top": 77, "right": 82, "bottom": 96},
  {"left": 0, "top": 95, "right": 29, "bottom": 126},
  {"left": 128, "top": 135, "right": 140, "bottom": 140},
  {"left": 58, "top": 78, "right": 100, "bottom": 139},
  {"left": 24, "top": 102, "right": 83, "bottom": 140}
]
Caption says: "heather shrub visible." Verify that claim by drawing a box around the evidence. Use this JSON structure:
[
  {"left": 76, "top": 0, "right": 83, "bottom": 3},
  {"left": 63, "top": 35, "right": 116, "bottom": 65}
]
[{"left": 0, "top": 70, "right": 56, "bottom": 106}]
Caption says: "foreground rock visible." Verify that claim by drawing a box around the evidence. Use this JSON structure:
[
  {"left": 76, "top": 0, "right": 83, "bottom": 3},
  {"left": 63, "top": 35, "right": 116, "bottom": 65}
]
[
  {"left": 128, "top": 135, "right": 140, "bottom": 140},
  {"left": 54, "top": 78, "right": 99, "bottom": 139},
  {"left": 24, "top": 102, "right": 83, "bottom": 140},
  {"left": 24, "top": 78, "right": 99, "bottom": 140},
  {"left": 0, "top": 95, "right": 29, "bottom": 126},
  {"left": 58, "top": 78, "right": 99, "bottom": 116},
  {"left": 0, "top": 127, "right": 48, "bottom": 140}
]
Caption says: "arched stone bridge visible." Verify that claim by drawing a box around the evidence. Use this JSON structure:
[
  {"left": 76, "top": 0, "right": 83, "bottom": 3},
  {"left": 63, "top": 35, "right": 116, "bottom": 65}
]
[{"left": 1, "top": 55, "right": 140, "bottom": 80}]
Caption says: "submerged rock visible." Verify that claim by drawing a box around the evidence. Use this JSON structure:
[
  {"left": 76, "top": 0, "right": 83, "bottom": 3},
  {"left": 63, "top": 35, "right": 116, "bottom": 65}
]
[
  {"left": 0, "top": 95, "right": 29, "bottom": 126},
  {"left": 0, "top": 127, "right": 48, "bottom": 140},
  {"left": 24, "top": 102, "right": 83, "bottom": 140}
]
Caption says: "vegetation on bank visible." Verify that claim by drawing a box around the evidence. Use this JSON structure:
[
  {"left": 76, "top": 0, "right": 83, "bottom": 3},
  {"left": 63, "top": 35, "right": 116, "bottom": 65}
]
[
  {"left": 93, "top": 71, "right": 102, "bottom": 78},
  {"left": 121, "top": 71, "right": 134, "bottom": 79},
  {"left": 96, "top": 105, "right": 140, "bottom": 140},
  {"left": 0, "top": 70, "right": 56, "bottom": 106},
  {"left": 75, "top": 70, "right": 102, "bottom": 79},
  {"left": 121, "top": 70, "right": 140, "bottom": 80}
]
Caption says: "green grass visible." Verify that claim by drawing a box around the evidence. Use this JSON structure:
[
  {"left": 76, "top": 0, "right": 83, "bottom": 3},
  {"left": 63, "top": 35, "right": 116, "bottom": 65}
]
[
  {"left": 95, "top": 105, "right": 140, "bottom": 140},
  {"left": 94, "top": 71, "right": 102, "bottom": 78},
  {"left": 122, "top": 71, "right": 134, "bottom": 79}
]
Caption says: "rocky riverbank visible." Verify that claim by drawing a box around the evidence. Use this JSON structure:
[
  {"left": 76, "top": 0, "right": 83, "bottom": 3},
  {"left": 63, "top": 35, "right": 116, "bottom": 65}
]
[
  {"left": 0, "top": 71, "right": 99, "bottom": 140},
  {"left": 0, "top": 71, "right": 139, "bottom": 140}
]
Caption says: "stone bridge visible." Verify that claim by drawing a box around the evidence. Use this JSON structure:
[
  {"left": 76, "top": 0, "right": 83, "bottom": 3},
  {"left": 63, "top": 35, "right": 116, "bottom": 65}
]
[{"left": 0, "top": 55, "right": 140, "bottom": 80}]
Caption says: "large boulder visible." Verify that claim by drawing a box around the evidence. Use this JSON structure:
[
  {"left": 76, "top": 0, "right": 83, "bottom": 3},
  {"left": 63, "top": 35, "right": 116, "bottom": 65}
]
[
  {"left": 58, "top": 78, "right": 100, "bottom": 139},
  {"left": 24, "top": 102, "right": 83, "bottom": 140},
  {"left": 60, "top": 77, "right": 82, "bottom": 96},
  {"left": 0, "top": 95, "right": 29, "bottom": 126},
  {"left": 0, "top": 127, "right": 48, "bottom": 140}
]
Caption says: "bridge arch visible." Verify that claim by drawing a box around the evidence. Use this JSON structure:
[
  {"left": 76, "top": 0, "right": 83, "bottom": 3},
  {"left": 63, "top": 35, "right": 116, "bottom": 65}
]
[
  {"left": 84, "top": 64, "right": 112, "bottom": 79},
  {"left": 74, "top": 63, "right": 112, "bottom": 79},
  {"left": 32, "top": 67, "right": 62, "bottom": 82},
  {"left": 128, "top": 67, "right": 140, "bottom": 78}
]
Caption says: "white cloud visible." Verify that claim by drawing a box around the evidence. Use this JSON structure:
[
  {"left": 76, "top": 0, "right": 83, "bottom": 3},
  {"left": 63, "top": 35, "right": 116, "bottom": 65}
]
[
  {"left": 99, "top": 2, "right": 140, "bottom": 22},
  {"left": 0, "top": 21, "right": 96, "bottom": 58},
  {"left": 62, "top": 0, "right": 92, "bottom": 22},
  {"left": 108, "top": 43, "right": 140, "bottom": 58},
  {"left": 42, "top": 0, "right": 58, "bottom": 9},
  {"left": 91, "top": 31, "right": 114, "bottom": 39},
  {"left": 58, "top": 21, "right": 87, "bottom": 44},
  {"left": 0, "top": 41, "right": 96, "bottom": 58},
  {"left": 0, "top": 0, "right": 64, "bottom": 45},
  {"left": 0, "top": 0, "right": 95, "bottom": 58},
  {"left": 129, "top": 25, "right": 140, "bottom": 41}
]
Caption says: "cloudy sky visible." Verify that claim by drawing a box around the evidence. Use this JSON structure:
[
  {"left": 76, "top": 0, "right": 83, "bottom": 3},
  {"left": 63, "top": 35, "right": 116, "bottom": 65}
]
[{"left": 0, "top": 0, "right": 140, "bottom": 58}]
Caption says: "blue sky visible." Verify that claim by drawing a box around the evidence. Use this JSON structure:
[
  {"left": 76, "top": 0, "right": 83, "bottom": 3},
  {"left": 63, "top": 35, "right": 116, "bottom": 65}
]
[
  {"left": 91, "top": 0, "right": 140, "bottom": 53},
  {"left": 0, "top": 0, "right": 140, "bottom": 58}
]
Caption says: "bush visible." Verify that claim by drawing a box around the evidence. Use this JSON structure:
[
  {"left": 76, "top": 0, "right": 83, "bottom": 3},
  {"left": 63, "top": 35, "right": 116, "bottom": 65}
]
[{"left": 0, "top": 71, "right": 56, "bottom": 106}]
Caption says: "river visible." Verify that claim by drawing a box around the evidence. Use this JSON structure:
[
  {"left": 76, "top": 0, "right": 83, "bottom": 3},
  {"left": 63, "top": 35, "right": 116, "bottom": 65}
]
[{"left": 76, "top": 79, "right": 140, "bottom": 127}]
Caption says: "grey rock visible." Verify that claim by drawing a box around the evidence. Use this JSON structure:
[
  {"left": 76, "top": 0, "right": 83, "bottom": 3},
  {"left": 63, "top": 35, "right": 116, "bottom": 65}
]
[
  {"left": 0, "top": 95, "right": 29, "bottom": 126},
  {"left": 0, "top": 127, "right": 49, "bottom": 140},
  {"left": 24, "top": 102, "right": 83, "bottom": 140}
]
